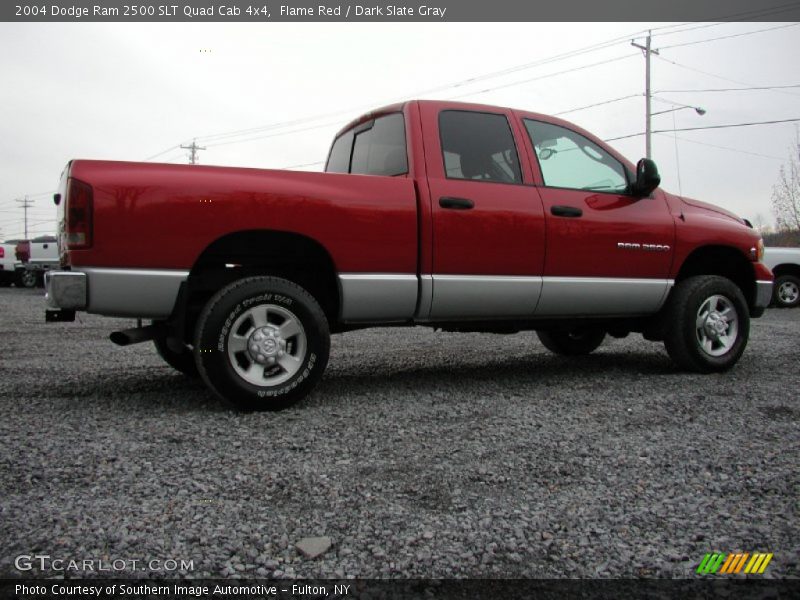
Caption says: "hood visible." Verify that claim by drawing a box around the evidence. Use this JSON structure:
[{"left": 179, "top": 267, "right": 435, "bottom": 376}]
[{"left": 679, "top": 195, "right": 746, "bottom": 225}]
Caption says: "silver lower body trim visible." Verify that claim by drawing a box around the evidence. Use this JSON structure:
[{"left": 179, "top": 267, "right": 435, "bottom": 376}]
[
  {"left": 535, "top": 277, "right": 673, "bottom": 316},
  {"left": 338, "top": 274, "right": 418, "bottom": 322},
  {"left": 755, "top": 280, "right": 773, "bottom": 308},
  {"left": 78, "top": 267, "right": 189, "bottom": 318},
  {"left": 428, "top": 275, "right": 542, "bottom": 319},
  {"left": 340, "top": 273, "right": 674, "bottom": 322}
]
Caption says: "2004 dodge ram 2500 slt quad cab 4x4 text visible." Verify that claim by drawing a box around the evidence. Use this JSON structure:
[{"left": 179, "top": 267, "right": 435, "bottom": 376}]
[{"left": 44, "top": 100, "right": 774, "bottom": 410}]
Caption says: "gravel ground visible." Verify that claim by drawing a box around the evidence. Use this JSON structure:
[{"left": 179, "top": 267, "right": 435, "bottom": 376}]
[{"left": 0, "top": 286, "right": 798, "bottom": 579}]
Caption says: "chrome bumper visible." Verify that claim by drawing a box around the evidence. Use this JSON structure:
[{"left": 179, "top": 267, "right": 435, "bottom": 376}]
[
  {"left": 44, "top": 271, "right": 87, "bottom": 310},
  {"left": 755, "top": 280, "right": 773, "bottom": 309}
]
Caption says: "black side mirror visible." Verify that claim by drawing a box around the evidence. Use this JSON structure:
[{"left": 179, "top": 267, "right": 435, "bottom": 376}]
[{"left": 632, "top": 158, "right": 660, "bottom": 197}]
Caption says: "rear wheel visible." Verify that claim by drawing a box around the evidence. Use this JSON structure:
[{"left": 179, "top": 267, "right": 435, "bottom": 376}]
[
  {"left": 663, "top": 275, "right": 749, "bottom": 372},
  {"left": 17, "top": 269, "right": 37, "bottom": 288},
  {"left": 773, "top": 274, "right": 800, "bottom": 308},
  {"left": 154, "top": 336, "right": 198, "bottom": 378},
  {"left": 537, "top": 328, "right": 606, "bottom": 356},
  {"left": 194, "top": 276, "right": 330, "bottom": 411}
]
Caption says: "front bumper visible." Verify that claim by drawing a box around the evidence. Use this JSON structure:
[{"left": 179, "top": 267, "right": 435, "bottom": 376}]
[
  {"left": 754, "top": 280, "right": 773, "bottom": 309},
  {"left": 44, "top": 271, "right": 87, "bottom": 310}
]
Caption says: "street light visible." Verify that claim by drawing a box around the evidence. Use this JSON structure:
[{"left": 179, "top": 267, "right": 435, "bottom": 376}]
[{"left": 652, "top": 105, "right": 707, "bottom": 117}]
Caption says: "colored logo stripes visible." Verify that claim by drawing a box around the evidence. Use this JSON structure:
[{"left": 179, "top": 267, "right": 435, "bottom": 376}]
[{"left": 697, "top": 552, "right": 773, "bottom": 574}]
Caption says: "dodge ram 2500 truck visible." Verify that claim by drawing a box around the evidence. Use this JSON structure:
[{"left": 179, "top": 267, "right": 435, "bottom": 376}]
[{"left": 45, "top": 100, "right": 773, "bottom": 410}]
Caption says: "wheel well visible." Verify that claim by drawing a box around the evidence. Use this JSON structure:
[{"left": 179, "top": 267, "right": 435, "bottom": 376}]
[
  {"left": 178, "top": 230, "right": 340, "bottom": 343},
  {"left": 675, "top": 246, "right": 756, "bottom": 306},
  {"left": 771, "top": 263, "right": 800, "bottom": 279}
]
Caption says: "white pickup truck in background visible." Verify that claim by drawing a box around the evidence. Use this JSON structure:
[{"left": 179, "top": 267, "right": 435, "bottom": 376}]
[
  {"left": 13, "top": 235, "right": 59, "bottom": 288},
  {"left": 0, "top": 241, "right": 19, "bottom": 286},
  {"left": 764, "top": 247, "right": 800, "bottom": 308}
]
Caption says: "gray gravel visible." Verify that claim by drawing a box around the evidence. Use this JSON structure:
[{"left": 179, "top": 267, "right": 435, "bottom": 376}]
[{"left": 0, "top": 286, "right": 798, "bottom": 579}]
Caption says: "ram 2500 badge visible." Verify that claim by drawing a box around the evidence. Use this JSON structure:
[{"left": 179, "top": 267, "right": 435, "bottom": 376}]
[{"left": 44, "top": 100, "right": 773, "bottom": 410}]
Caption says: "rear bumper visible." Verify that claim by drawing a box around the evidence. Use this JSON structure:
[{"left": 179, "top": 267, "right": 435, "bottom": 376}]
[{"left": 45, "top": 271, "right": 87, "bottom": 310}]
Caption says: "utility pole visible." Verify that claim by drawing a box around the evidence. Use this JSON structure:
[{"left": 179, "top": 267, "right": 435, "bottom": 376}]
[
  {"left": 631, "top": 31, "right": 659, "bottom": 159},
  {"left": 180, "top": 139, "right": 206, "bottom": 165},
  {"left": 16, "top": 196, "right": 32, "bottom": 238}
]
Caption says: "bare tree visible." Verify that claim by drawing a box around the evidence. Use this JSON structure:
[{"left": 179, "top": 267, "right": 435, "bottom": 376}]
[{"left": 772, "top": 130, "right": 800, "bottom": 232}]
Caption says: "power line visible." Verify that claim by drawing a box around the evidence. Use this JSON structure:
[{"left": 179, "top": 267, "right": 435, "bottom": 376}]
[
  {"left": 652, "top": 2, "right": 800, "bottom": 37},
  {"left": 446, "top": 54, "right": 638, "bottom": 101},
  {"left": 554, "top": 94, "right": 641, "bottom": 116},
  {"left": 655, "top": 84, "right": 800, "bottom": 93},
  {"left": 655, "top": 55, "right": 800, "bottom": 98},
  {"left": 659, "top": 22, "right": 800, "bottom": 50},
  {"left": 605, "top": 117, "right": 800, "bottom": 142},
  {"left": 655, "top": 132, "right": 786, "bottom": 160}
]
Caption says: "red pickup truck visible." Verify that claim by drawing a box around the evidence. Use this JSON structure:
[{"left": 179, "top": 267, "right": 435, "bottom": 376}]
[{"left": 45, "top": 100, "right": 773, "bottom": 410}]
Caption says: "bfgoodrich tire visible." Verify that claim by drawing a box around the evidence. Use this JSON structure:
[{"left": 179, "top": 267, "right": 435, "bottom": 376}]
[
  {"left": 663, "top": 275, "right": 750, "bottom": 373},
  {"left": 194, "top": 276, "right": 330, "bottom": 411},
  {"left": 772, "top": 274, "right": 800, "bottom": 308},
  {"left": 537, "top": 328, "right": 606, "bottom": 356}
]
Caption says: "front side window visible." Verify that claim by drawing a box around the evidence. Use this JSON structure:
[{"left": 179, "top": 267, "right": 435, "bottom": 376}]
[
  {"left": 439, "top": 111, "right": 522, "bottom": 184},
  {"left": 326, "top": 113, "right": 408, "bottom": 176},
  {"left": 524, "top": 120, "right": 628, "bottom": 193}
]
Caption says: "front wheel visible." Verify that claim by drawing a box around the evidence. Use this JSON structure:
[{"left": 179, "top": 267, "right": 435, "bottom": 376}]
[
  {"left": 773, "top": 274, "right": 800, "bottom": 308},
  {"left": 194, "top": 276, "right": 330, "bottom": 411},
  {"left": 663, "top": 276, "right": 749, "bottom": 373},
  {"left": 537, "top": 328, "right": 606, "bottom": 356}
]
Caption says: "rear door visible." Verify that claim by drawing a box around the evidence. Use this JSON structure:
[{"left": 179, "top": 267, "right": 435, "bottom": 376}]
[
  {"left": 419, "top": 104, "right": 546, "bottom": 319},
  {"left": 518, "top": 117, "right": 675, "bottom": 316}
]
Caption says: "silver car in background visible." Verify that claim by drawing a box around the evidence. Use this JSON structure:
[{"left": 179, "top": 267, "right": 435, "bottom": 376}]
[{"left": 764, "top": 247, "right": 800, "bottom": 308}]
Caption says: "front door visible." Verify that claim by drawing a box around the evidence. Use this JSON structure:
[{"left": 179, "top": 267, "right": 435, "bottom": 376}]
[{"left": 519, "top": 118, "right": 676, "bottom": 316}]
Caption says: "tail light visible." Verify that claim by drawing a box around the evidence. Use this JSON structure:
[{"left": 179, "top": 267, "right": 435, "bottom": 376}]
[
  {"left": 16, "top": 241, "right": 30, "bottom": 262},
  {"left": 66, "top": 178, "right": 93, "bottom": 249},
  {"left": 0, "top": 247, "right": 4, "bottom": 258}
]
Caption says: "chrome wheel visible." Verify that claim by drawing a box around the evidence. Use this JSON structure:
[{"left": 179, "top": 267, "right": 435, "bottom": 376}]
[
  {"left": 695, "top": 294, "right": 738, "bottom": 357},
  {"left": 226, "top": 303, "right": 307, "bottom": 387},
  {"left": 777, "top": 280, "right": 799, "bottom": 305}
]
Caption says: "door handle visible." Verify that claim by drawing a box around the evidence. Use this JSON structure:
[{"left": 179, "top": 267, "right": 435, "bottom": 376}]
[
  {"left": 439, "top": 197, "right": 474, "bottom": 210},
  {"left": 551, "top": 205, "right": 583, "bottom": 218}
]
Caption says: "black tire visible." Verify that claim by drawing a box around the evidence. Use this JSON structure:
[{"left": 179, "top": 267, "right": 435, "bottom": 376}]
[
  {"left": 772, "top": 274, "right": 800, "bottom": 308},
  {"left": 663, "top": 275, "right": 749, "bottom": 373},
  {"left": 537, "top": 328, "right": 606, "bottom": 356},
  {"left": 194, "top": 276, "right": 330, "bottom": 411},
  {"left": 154, "top": 336, "right": 199, "bottom": 378},
  {"left": 17, "top": 269, "right": 37, "bottom": 288}
]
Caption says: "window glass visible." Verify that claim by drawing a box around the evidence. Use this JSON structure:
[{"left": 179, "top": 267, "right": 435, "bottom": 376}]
[
  {"left": 524, "top": 120, "right": 628, "bottom": 193},
  {"left": 439, "top": 111, "right": 522, "bottom": 184},
  {"left": 349, "top": 113, "right": 408, "bottom": 176},
  {"left": 326, "top": 130, "right": 354, "bottom": 173}
]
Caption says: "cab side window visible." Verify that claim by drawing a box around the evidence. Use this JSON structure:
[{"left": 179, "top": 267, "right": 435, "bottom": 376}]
[
  {"left": 325, "top": 113, "right": 408, "bottom": 177},
  {"left": 439, "top": 111, "right": 522, "bottom": 184},
  {"left": 524, "top": 119, "right": 628, "bottom": 193}
]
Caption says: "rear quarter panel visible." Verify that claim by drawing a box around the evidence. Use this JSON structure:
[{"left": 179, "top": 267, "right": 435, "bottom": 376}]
[{"left": 67, "top": 161, "right": 418, "bottom": 274}]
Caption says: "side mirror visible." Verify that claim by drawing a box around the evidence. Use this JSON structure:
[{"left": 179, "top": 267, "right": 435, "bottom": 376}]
[{"left": 632, "top": 158, "right": 660, "bottom": 197}]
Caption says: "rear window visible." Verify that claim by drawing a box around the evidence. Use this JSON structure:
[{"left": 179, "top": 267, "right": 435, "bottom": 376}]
[{"left": 325, "top": 113, "right": 408, "bottom": 177}]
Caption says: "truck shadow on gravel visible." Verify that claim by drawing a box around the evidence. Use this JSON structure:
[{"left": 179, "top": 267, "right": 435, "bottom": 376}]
[{"left": 34, "top": 350, "right": 712, "bottom": 412}]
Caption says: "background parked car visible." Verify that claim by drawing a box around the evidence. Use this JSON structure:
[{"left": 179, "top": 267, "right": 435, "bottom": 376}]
[
  {"left": 15, "top": 235, "right": 59, "bottom": 288},
  {"left": 763, "top": 246, "right": 800, "bottom": 308}
]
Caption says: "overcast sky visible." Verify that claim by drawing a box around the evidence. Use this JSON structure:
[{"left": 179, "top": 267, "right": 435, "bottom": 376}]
[{"left": 0, "top": 21, "right": 798, "bottom": 240}]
